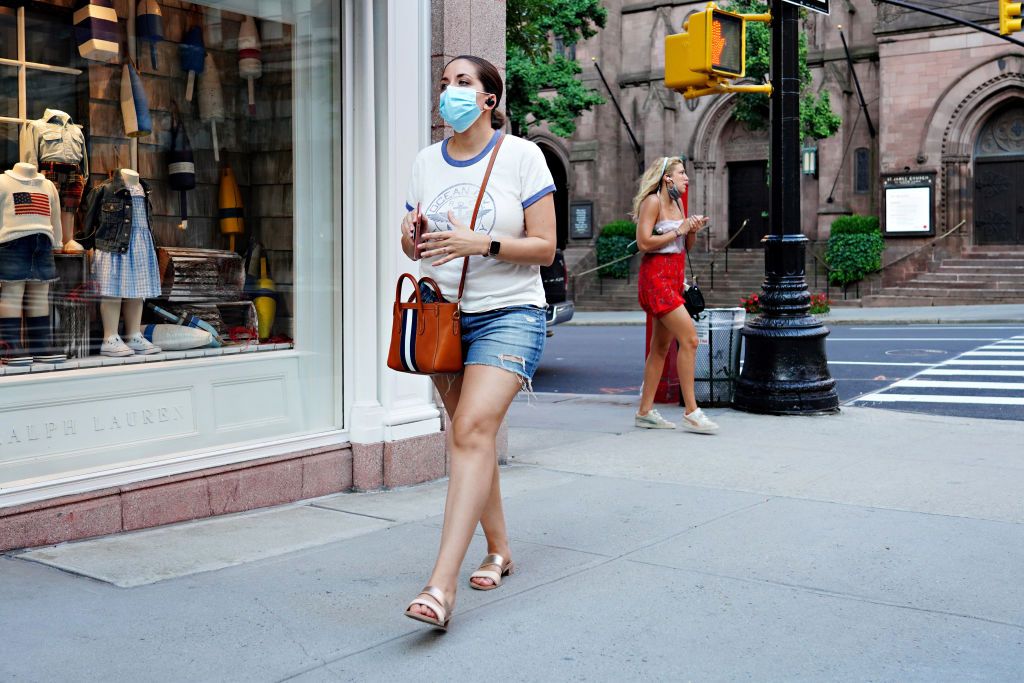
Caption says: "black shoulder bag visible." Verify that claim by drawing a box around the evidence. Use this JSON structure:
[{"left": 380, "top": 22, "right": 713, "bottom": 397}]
[{"left": 668, "top": 185, "right": 706, "bottom": 320}]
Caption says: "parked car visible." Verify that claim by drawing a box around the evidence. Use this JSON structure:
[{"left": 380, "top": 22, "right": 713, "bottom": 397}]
[{"left": 541, "top": 248, "right": 574, "bottom": 334}]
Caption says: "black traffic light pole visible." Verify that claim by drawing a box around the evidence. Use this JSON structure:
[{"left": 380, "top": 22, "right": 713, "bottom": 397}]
[{"left": 732, "top": 0, "right": 839, "bottom": 414}]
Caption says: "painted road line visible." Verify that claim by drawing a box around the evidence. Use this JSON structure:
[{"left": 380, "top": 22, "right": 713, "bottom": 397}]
[
  {"left": 848, "top": 326, "right": 1024, "bottom": 331},
  {"left": 892, "top": 379, "right": 1024, "bottom": 391},
  {"left": 854, "top": 394, "right": 1024, "bottom": 405},
  {"left": 827, "top": 338, "right": 1007, "bottom": 342},
  {"left": 827, "top": 361, "right": 936, "bottom": 367},
  {"left": 940, "top": 359, "right": 1024, "bottom": 366},
  {"left": 961, "top": 351, "right": 1024, "bottom": 356},
  {"left": 920, "top": 369, "right": 1024, "bottom": 377}
]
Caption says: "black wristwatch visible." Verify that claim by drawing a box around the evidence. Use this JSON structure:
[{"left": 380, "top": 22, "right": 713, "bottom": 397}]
[{"left": 487, "top": 239, "right": 501, "bottom": 258}]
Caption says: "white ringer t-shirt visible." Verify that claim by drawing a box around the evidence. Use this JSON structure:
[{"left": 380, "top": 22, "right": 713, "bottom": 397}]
[{"left": 405, "top": 130, "right": 555, "bottom": 314}]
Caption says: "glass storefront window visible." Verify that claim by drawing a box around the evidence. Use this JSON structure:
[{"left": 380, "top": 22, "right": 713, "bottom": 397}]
[{"left": 1, "top": 1, "right": 304, "bottom": 371}]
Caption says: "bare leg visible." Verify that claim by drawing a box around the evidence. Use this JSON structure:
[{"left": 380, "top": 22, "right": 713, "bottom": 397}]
[
  {"left": 24, "top": 283, "right": 49, "bottom": 317},
  {"left": 100, "top": 298, "right": 123, "bottom": 338},
  {"left": 638, "top": 315, "right": 674, "bottom": 415},
  {"left": 122, "top": 299, "right": 144, "bottom": 337},
  {"left": 408, "top": 364, "right": 522, "bottom": 620},
  {"left": 658, "top": 307, "right": 700, "bottom": 414},
  {"left": 60, "top": 211, "right": 84, "bottom": 253},
  {"left": 0, "top": 282, "right": 26, "bottom": 318}
]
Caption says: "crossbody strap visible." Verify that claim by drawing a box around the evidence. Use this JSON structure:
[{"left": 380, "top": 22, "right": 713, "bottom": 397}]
[
  {"left": 671, "top": 194, "right": 697, "bottom": 284},
  {"left": 457, "top": 133, "right": 505, "bottom": 302}
]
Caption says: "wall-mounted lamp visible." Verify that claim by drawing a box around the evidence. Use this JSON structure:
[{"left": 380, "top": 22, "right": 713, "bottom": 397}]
[{"left": 801, "top": 146, "right": 818, "bottom": 176}]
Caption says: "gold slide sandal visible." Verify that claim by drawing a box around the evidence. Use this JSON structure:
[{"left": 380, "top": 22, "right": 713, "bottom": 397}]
[{"left": 469, "top": 553, "right": 514, "bottom": 591}]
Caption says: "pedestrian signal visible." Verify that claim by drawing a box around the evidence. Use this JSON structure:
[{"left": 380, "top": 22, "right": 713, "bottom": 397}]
[
  {"left": 665, "top": 2, "right": 771, "bottom": 100},
  {"left": 1000, "top": 0, "right": 1022, "bottom": 36}
]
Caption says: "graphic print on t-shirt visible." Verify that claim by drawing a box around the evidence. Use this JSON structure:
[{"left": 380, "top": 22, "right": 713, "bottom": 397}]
[
  {"left": 425, "top": 183, "right": 496, "bottom": 234},
  {"left": 13, "top": 192, "right": 51, "bottom": 217}
]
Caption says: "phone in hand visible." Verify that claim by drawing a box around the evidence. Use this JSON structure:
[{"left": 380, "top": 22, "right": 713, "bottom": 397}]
[{"left": 412, "top": 203, "right": 427, "bottom": 261}]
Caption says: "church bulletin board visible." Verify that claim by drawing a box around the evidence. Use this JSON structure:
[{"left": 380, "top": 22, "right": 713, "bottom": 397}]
[
  {"left": 882, "top": 173, "right": 935, "bottom": 237},
  {"left": 570, "top": 201, "right": 593, "bottom": 239}
]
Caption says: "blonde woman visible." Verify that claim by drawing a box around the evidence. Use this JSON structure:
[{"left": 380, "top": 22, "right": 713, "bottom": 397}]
[{"left": 633, "top": 156, "right": 718, "bottom": 433}]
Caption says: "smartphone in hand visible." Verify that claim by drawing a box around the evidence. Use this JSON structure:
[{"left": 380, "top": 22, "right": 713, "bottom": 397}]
[{"left": 412, "top": 203, "right": 427, "bottom": 261}]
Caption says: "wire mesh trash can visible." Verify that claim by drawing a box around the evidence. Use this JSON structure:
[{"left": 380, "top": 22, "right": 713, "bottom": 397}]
[{"left": 687, "top": 307, "right": 745, "bottom": 407}]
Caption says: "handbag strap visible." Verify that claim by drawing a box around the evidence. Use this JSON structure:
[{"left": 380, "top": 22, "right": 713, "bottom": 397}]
[
  {"left": 457, "top": 133, "right": 505, "bottom": 302},
  {"left": 671, "top": 194, "right": 698, "bottom": 285}
]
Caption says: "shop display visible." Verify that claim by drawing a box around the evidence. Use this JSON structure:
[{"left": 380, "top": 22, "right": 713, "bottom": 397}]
[
  {"left": 73, "top": 0, "right": 120, "bottom": 63},
  {"left": 20, "top": 109, "right": 89, "bottom": 253},
  {"left": 3, "top": 1, "right": 296, "bottom": 372},
  {"left": 238, "top": 16, "right": 262, "bottom": 115},
  {"left": 0, "top": 163, "right": 65, "bottom": 365},
  {"left": 136, "top": 0, "right": 164, "bottom": 69}
]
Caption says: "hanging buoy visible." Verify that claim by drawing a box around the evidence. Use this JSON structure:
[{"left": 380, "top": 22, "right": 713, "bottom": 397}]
[
  {"left": 74, "top": 0, "right": 120, "bottom": 63},
  {"left": 218, "top": 165, "right": 244, "bottom": 252},
  {"left": 238, "top": 16, "right": 262, "bottom": 116},
  {"left": 198, "top": 53, "right": 225, "bottom": 161},
  {"left": 179, "top": 25, "right": 205, "bottom": 101},
  {"left": 203, "top": 6, "right": 222, "bottom": 49},
  {"left": 135, "top": 0, "right": 163, "bottom": 69},
  {"left": 167, "top": 109, "right": 195, "bottom": 230},
  {"left": 120, "top": 62, "right": 152, "bottom": 137},
  {"left": 252, "top": 256, "right": 276, "bottom": 341}
]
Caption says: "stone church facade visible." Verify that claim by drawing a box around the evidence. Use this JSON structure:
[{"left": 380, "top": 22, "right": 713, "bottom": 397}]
[{"left": 532, "top": 1, "right": 1024, "bottom": 304}]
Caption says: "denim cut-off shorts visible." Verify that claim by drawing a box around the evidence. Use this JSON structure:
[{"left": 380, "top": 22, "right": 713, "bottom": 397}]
[
  {"left": 0, "top": 234, "right": 58, "bottom": 283},
  {"left": 419, "top": 282, "right": 546, "bottom": 385}
]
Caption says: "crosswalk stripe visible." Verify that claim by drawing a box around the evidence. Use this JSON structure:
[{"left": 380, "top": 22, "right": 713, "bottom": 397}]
[
  {"left": 941, "top": 359, "right": 1024, "bottom": 365},
  {"left": 961, "top": 351, "right": 1024, "bottom": 356},
  {"left": 892, "top": 379, "right": 1024, "bottom": 390},
  {"left": 920, "top": 369, "right": 1024, "bottom": 377},
  {"left": 855, "top": 394, "right": 1024, "bottom": 406}
]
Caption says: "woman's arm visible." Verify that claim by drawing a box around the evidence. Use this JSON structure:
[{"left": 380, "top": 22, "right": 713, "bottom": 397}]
[
  {"left": 635, "top": 195, "right": 684, "bottom": 253},
  {"left": 399, "top": 209, "right": 417, "bottom": 261},
  {"left": 419, "top": 193, "right": 557, "bottom": 267}
]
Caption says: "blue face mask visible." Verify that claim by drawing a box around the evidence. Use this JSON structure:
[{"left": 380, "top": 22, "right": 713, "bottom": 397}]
[{"left": 439, "top": 86, "right": 484, "bottom": 133}]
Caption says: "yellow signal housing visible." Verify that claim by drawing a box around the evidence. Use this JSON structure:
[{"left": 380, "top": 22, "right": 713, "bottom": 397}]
[
  {"left": 1000, "top": 0, "right": 1023, "bottom": 36},
  {"left": 665, "top": 3, "right": 770, "bottom": 99}
]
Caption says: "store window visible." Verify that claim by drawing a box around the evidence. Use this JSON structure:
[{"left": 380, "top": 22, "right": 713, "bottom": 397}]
[{"left": 0, "top": 0, "right": 303, "bottom": 374}]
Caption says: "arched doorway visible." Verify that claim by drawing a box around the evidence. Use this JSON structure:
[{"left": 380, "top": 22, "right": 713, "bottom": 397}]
[
  {"left": 537, "top": 143, "right": 569, "bottom": 250},
  {"left": 974, "top": 104, "right": 1024, "bottom": 245}
]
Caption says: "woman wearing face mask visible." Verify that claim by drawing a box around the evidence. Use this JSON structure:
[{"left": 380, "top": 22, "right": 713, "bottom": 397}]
[
  {"left": 633, "top": 156, "right": 719, "bottom": 434},
  {"left": 399, "top": 55, "right": 557, "bottom": 630}
]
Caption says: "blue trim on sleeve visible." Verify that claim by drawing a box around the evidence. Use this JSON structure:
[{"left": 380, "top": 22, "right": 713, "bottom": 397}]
[
  {"left": 441, "top": 129, "right": 501, "bottom": 167},
  {"left": 522, "top": 184, "right": 556, "bottom": 209},
  {"left": 405, "top": 202, "right": 414, "bottom": 212}
]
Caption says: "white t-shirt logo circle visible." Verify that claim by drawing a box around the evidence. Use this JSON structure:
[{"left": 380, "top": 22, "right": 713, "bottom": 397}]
[{"left": 425, "top": 183, "right": 496, "bottom": 234}]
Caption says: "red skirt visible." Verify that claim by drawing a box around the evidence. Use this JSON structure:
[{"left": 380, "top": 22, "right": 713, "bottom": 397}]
[{"left": 638, "top": 252, "right": 686, "bottom": 318}]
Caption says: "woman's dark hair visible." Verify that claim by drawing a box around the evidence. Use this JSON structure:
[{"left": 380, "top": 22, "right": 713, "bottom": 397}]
[{"left": 445, "top": 54, "right": 506, "bottom": 130}]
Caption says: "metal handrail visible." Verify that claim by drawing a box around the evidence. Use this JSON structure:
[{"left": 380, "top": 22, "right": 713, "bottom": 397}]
[
  {"left": 696, "top": 218, "right": 751, "bottom": 288},
  {"left": 874, "top": 219, "right": 966, "bottom": 275}
]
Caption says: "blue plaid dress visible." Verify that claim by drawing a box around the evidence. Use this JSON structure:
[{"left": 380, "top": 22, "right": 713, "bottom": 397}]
[{"left": 91, "top": 184, "right": 161, "bottom": 299}]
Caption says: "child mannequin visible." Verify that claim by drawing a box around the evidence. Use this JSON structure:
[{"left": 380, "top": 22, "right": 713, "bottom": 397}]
[
  {"left": 0, "top": 162, "right": 64, "bottom": 364},
  {"left": 88, "top": 168, "right": 162, "bottom": 357}
]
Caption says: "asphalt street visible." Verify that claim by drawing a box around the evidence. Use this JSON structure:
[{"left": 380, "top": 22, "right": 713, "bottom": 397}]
[{"left": 537, "top": 323, "right": 1024, "bottom": 420}]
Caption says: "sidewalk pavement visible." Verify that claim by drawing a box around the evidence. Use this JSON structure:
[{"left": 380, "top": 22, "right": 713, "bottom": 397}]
[
  {"left": 3, "top": 396, "right": 1023, "bottom": 681},
  {"left": 567, "top": 303, "right": 1024, "bottom": 326}
]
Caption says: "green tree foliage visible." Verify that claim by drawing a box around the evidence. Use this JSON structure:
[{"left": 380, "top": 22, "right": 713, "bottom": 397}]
[
  {"left": 506, "top": 0, "right": 608, "bottom": 137},
  {"left": 721, "top": 0, "right": 841, "bottom": 140},
  {"left": 595, "top": 220, "right": 637, "bottom": 278},
  {"left": 825, "top": 215, "right": 884, "bottom": 286}
]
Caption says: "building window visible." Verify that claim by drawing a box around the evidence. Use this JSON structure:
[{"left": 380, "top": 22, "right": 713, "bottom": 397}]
[
  {"left": 554, "top": 35, "right": 576, "bottom": 61},
  {"left": 854, "top": 147, "right": 871, "bottom": 194}
]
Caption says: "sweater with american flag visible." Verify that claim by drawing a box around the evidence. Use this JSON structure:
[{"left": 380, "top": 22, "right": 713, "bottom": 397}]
[{"left": 0, "top": 170, "right": 62, "bottom": 247}]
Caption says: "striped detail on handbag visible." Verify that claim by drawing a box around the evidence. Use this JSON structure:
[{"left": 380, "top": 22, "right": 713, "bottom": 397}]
[
  {"left": 74, "top": 0, "right": 120, "bottom": 63},
  {"left": 400, "top": 307, "right": 419, "bottom": 373}
]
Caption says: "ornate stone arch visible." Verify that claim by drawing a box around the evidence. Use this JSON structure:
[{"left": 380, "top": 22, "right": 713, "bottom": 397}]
[{"left": 915, "top": 54, "right": 1024, "bottom": 236}]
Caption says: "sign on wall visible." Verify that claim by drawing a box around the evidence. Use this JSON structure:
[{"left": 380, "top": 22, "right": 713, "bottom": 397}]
[
  {"left": 570, "top": 201, "right": 593, "bottom": 239},
  {"left": 882, "top": 173, "right": 935, "bottom": 237},
  {"left": 783, "top": 0, "right": 830, "bottom": 15}
]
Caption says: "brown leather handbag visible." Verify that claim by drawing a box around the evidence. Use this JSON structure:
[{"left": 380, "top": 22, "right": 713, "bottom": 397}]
[{"left": 387, "top": 134, "right": 504, "bottom": 375}]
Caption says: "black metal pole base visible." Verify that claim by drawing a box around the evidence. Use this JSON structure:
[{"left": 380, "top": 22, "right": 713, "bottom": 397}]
[{"left": 732, "top": 236, "right": 839, "bottom": 415}]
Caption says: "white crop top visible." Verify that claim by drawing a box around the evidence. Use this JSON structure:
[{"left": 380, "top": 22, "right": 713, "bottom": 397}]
[{"left": 649, "top": 218, "right": 685, "bottom": 255}]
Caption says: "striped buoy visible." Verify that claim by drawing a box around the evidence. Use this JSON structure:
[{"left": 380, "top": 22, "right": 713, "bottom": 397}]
[
  {"left": 238, "top": 16, "right": 262, "bottom": 115},
  {"left": 252, "top": 256, "right": 276, "bottom": 341},
  {"left": 74, "top": 0, "right": 119, "bottom": 63},
  {"left": 167, "top": 111, "right": 195, "bottom": 230},
  {"left": 198, "top": 53, "right": 225, "bottom": 161},
  {"left": 136, "top": 0, "right": 163, "bottom": 69},
  {"left": 120, "top": 62, "right": 152, "bottom": 137},
  {"left": 179, "top": 25, "right": 205, "bottom": 101},
  {"left": 218, "top": 165, "right": 244, "bottom": 252}
]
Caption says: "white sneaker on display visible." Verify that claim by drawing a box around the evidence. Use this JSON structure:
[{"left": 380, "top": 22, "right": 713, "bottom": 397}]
[
  {"left": 635, "top": 409, "right": 676, "bottom": 429},
  {"left": 125, "top": 333, "right": 162, "bottom": 355},
  {"left": 101, "top": 335, "right": 134, "bottom": 357},
  {"left": 682, "top": 408, "right": 719, "bottom": 434}
]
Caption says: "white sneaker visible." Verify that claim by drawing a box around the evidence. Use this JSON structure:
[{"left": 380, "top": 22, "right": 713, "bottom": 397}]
[
  {"left": 125, "top": 332, "right": 161, "bottom": 355},
  {"left": 101, "top": 334, "right": 134, "bottom": 357},
  {"left": 682, "top": 408, "right": 719, "bottom": 434},
  {"left": 635, "top": 409, "right": 676, "bottom": 429}
]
